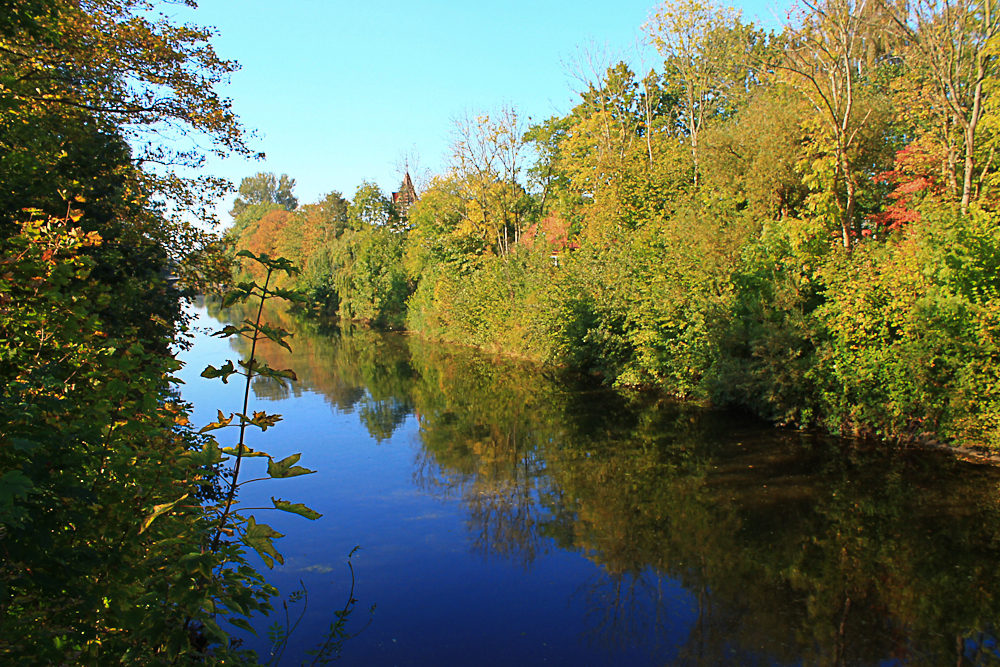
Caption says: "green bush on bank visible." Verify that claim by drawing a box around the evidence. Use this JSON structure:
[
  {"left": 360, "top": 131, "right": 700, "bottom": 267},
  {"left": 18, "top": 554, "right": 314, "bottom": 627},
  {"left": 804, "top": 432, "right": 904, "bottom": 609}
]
[
  {"left": 810, "top": 208, "right": 1000, "bottom": 447},
  {"left": 231, "top": 174, "right": 1000, "bottom": 451},
  {"left": 406, "top": 244, "right": 559, "bottom": 360},
  {"left": 0, "top": 220, "right": 273, "bottom": 664}
]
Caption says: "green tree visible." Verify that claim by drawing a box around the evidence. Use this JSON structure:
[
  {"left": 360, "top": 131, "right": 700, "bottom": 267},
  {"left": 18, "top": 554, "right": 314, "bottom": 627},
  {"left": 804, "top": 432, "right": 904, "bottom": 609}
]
[
  {"left": 701, "top": 84, "right": 812, "bottom": 220},
  {"left": 644, "top": 0, "right": 766, "bottom": 187},
  {"left": 230, "top": 172, "right": 299, "bottom": 218},
  {"left": 347, "top": 180, "right": 395, "bottom": 230}
]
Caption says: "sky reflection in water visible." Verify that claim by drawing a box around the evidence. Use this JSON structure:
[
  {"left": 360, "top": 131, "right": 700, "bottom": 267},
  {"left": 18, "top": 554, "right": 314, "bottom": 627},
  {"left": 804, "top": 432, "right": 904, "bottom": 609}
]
[{"left": 176, "top": 299, "right": 1000, "bottom": 666}]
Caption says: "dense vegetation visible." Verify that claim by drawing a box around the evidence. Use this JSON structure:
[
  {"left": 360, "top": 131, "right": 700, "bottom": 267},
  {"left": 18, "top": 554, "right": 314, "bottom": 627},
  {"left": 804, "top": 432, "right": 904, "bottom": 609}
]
[
  {"left": 3, "top": 0, "right": 999, "bottom": 661},
  {"left": 0, "top": 1, "right": 309, "bottom": 663},
  {"left": 231, "top": 0, "right": 1000, "bottom": 450},
  {"left": 233, "top": 302, "right": 1000, "bottom": 665}
]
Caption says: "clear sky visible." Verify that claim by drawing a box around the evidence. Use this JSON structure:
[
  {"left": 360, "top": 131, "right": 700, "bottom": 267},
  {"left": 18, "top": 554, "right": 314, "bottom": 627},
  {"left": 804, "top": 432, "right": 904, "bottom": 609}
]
[{"left": 176, "top": 0, "right": 792, "bottom": 223}]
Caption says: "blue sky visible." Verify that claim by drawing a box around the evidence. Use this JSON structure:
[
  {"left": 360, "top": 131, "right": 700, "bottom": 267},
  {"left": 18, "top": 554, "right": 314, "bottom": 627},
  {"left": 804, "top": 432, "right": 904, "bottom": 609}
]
[{"left": 177, "top": 0, "right": 791, "bottom": 223}]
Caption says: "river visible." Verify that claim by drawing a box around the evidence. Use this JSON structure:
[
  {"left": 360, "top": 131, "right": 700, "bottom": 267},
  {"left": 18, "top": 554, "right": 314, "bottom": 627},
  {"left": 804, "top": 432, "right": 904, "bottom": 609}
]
[{"left": 176, "top": 297, "right": 1000, "bottom": 666}]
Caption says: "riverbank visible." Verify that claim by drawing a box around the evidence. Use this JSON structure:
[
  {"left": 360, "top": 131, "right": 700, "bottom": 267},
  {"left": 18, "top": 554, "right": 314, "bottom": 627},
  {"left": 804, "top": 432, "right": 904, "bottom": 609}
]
[
  {"left": 289, "top": 297, "right": 1000, "bottom": 468},
  {"left": 229, "top": 179, "right": 1000, "bottom": 458},
  {"left": 181, "top": 296, "right": 1000, "bottom": 666}
]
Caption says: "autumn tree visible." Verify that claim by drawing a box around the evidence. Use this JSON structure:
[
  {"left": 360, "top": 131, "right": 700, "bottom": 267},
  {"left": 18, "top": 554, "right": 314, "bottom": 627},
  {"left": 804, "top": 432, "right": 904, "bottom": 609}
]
[
  {"left": 449, "top": 104, "right": 532, "bottom": 256},
  {"left": 644, "top": 0, "right": 766, "bottom": 187},
  {"left": 0, "top": 0, "right": 258, "bottom": 300},
  {"left": 564, "top": 46, "right": 647, "bottom": 177},
  {"left": 557, "top": 59, "right": 672, "bottom": 239},
  {"left": 879, "top": 0, "right": 1000, "bottom": 212},
  {"left": 777, "top": 0, "right": 892, "bottom": 247},
  {"left": 0, "top": 0, "right": 256, "bottom": 229}
]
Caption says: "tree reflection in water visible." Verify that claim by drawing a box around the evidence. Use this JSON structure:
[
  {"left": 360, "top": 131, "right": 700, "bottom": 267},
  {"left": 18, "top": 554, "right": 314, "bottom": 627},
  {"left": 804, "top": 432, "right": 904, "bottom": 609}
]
[{"left": 209, "top": 298, "right": 1000, "bottom": 666}]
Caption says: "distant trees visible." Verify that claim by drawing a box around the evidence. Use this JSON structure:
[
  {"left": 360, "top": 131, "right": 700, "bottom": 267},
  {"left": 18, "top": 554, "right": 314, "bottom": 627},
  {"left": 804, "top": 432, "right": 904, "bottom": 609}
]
[
  {"left": 230, "top": 172, "right": 299, "bottom": 218},
  {"left": 220, "top": 0, "right": 1000, "bottom": 451},
  {"left": 229, "top": 178, "right": 412, "bottom": 328}
]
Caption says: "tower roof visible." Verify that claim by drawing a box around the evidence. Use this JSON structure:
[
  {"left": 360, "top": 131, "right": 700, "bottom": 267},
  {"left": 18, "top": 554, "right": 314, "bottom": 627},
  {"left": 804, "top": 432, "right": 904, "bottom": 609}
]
[{"left": 392, "top": 171, "right": 417, "bottom": 209}]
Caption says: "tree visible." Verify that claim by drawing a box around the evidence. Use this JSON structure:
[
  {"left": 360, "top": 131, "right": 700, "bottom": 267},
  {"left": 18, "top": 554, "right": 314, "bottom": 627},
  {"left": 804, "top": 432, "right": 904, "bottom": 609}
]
[
  {"left": 564, "top": 46, "right": 646, "bottom": 174},
  {"left": 449, "top": 104, "right": 531, "bottom": 256},
  {"left": 777, "top": 0, "right": 888, "bottom": 247},
  {"left": 879, "top": 0, "right": 1000, "bottom": 212},
  {"left": 404, "top": 175, "right": 483, "bottom": 279},
  {"left": 0, "top": 0, "right": 258, "bottom": 228},
  {"left": 524, "top": 115, "right": 582, "bottom": 222},
  {"left": 701, "top": 84, "right": 813, "bottom": 220},
  {"left": 230, "top": 172, "right": 298, "bottom": 218},
  {"left": 0, "top": 0, "right": 262, "bottom": 304},
  {"left": 348, "top": 181, "right": 395, "bottom": 229},
  {"left": 553, "top": 61, "right": 691, "bottom": 240},
  {"left": 644, "top": 0, "right": 765, "bottom": 187},
  {"left": 306, "top": 190, "right": 351, "bottom": 239}
]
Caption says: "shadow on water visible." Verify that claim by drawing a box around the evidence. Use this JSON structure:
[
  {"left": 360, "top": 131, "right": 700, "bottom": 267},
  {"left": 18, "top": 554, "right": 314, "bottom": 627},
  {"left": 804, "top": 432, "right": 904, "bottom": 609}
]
[{"left": 207, "top": 298, "right": 1000, "bottom": 666}]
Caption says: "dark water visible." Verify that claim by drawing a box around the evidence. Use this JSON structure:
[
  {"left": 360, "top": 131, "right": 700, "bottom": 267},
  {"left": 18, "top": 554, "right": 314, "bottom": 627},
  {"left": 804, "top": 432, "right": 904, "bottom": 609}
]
[{"left": 177, "top": 299, "right": 1000, "bottom": 666}]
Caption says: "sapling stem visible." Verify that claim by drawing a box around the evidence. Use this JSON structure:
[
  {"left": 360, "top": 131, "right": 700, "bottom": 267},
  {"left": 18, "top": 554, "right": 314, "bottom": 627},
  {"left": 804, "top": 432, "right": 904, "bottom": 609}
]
[{"left": 212, "top": 266, "right": 274, "bottom": 552}]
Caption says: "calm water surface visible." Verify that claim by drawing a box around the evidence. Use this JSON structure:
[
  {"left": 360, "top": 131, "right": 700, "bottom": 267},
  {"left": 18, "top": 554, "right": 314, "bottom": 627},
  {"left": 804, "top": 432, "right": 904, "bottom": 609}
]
[{"left": 177, "top": 299, "right": 1000, "bottom": 666}]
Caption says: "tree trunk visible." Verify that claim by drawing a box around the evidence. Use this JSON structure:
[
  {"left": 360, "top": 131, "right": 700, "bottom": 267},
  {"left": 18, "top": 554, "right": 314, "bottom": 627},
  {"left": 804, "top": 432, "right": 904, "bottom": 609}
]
[
  {"left": 960, "top": 69, "right": 987, "bottom": 214},
  {"left": 838, "top": 139, "right": 855, "bottom": 249},
  {"left": 945, "top": 117, "right": 959, "bottom": 200}
]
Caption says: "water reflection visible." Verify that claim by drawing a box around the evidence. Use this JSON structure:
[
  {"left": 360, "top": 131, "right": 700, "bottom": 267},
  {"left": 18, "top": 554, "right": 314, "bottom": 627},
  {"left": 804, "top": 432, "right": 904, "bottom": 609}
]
[{"left": 210, "top": 299, "right": 1000, "bottom": 666}]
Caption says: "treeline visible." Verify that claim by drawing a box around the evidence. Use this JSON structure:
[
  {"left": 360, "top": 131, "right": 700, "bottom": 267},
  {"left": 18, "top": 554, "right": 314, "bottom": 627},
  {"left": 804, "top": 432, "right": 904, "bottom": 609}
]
[
  {"left": 1, "top": 1, "right": 281, "bottom": 664},
  {"left": 231, "top": 0, "right": 1000, "bottom": 450}
]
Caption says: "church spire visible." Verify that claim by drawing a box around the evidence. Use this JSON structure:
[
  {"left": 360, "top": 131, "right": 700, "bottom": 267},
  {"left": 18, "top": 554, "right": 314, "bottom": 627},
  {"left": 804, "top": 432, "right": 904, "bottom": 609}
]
[{"left": 392, "top": 170, "right": 417, "bottom": 219}]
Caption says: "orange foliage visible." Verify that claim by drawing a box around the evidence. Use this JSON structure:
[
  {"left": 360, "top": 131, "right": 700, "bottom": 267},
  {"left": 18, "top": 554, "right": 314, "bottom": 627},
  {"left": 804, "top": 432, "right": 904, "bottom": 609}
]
[
  {"left": 870, "top": 141, "right": 948, "bottom": 232},
  {"left": 519, "top": 215, "right": 579, "bottom": 252},
  {"left": 242, "top": 209, "right": 294, "bottom": 280}
]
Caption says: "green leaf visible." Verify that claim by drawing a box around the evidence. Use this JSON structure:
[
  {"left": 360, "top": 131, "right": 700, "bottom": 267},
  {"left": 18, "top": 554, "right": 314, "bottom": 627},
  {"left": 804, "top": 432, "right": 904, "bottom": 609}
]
[
  {"left": 241, "top": 515, "right": 285, "bottom": 568},
  {"left": 226, "top": 616, "right": 257, "bottom": 636},
  {"left": 240, "top": 251, "right": 299, "bottom": 276},
  {"left": 139, "top": 494, "right": 189, "bottom": 534},
  {"left": 267, "top": 453, "right": 316, "bottom": 479},
  {"left": 222, "top": 291, "right": 247, "bottom": 309},
  {"left": 200, "top": 616, "right": 229, "bottom": 644},
  {"left": 201, "top": 360, "right": 239, "bottom": 384},
  {"left": 237, "top": 358, "right": 260, "bottom": 375},
  {"left": 272, "top": 287, "right": 309, "bottom": 303},
  {"left": 271, "top": 497, "right": 322, "bottom": 520},
  {"left": 106, "top": 378, "right": 128, "bottom": 397},
  {"left": 0, "top": 470, "right": 33, "bottom": 507},
  {"left": 180, "top": 440, "right": 227, "bottom": 467},
  {"left": 220, "top": 444, "right": 270, "bottom": 458},
  {"left": 10, "top": 438, "right": 39, "bottom": 453},
  {"left": 236, "top": 410, "right": 283, "bottom": 432},
  {"left": 256, "top": 321, "right": 293, "bottom": 352},
  {"left": 254, "top": 364, "right": 298, "bottom": 382},
  {"left": 213, "top": 324, "right": 253, "bottom": 339}
]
